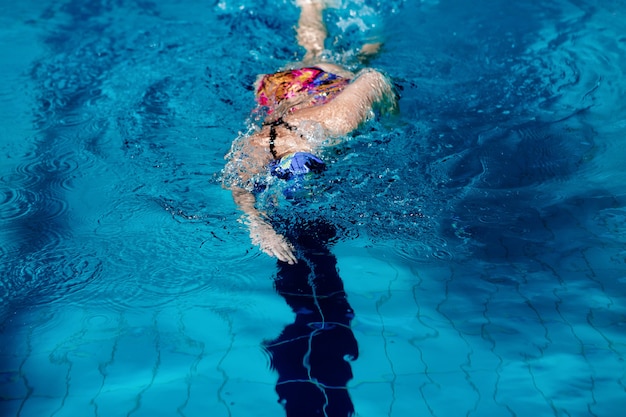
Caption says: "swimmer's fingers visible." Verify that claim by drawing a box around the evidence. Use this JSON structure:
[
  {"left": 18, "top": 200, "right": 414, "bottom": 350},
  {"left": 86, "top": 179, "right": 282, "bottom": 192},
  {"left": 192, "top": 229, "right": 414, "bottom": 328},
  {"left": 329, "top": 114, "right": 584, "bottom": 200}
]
[
  {"left": 249, "top": 221, "right": 298, "bottom": 264},
  {"left": 268, "top": 238, "right": 298, "bottom": 265},
  {"left": 263, "top": 233, "right": 297, "bottom": 264}
]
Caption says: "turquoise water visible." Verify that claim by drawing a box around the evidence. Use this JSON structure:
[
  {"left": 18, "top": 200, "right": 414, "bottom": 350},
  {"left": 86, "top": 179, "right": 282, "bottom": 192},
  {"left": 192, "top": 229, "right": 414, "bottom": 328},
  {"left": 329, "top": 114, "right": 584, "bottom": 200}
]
[{"left": 1, "top": 0, "right": 625, "bottom": 416}]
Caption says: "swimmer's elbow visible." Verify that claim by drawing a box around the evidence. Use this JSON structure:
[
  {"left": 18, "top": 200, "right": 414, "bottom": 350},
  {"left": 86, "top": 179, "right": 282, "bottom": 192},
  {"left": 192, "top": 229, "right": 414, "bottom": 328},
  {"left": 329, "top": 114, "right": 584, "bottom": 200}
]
[
  {"left": 357, "top": 69, "right": 396, "bottom": 107},
  {"left": 325, "top": 74, "right": 395, "bottom": 134}
]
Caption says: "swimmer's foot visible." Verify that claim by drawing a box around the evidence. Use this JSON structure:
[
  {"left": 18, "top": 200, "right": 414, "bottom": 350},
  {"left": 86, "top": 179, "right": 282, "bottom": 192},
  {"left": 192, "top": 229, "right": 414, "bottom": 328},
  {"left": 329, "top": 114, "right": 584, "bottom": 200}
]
[
  {"left": 360, "top": 42, "right": 382, "bottom": 57},
  {"left": 296, "top": 0, "right": 340, "bottom": 9},
  {"left": 358, "top": 42, "right": 382, "bottom": 64}
]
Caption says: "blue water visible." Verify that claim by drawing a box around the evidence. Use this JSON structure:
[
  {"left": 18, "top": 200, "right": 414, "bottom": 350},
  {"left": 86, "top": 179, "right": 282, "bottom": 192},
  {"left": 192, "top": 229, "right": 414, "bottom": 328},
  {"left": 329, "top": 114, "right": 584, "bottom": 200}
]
[{"left": 1, "top": 0, "right": 625, "bottom": 416}]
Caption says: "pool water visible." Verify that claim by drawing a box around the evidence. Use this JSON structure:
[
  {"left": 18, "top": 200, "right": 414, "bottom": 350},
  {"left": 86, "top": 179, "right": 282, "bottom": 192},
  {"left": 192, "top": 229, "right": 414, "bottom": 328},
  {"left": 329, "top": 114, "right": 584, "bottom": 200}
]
[{"left": 1, "top": 0, "right": 625, "bottom": 416}]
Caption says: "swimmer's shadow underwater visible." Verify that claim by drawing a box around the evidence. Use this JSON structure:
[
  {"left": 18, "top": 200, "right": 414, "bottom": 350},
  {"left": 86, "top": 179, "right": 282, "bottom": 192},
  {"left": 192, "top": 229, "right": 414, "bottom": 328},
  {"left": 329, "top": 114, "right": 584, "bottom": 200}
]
[
  {"left": 263, "top": 219, "right": 358, "bottom": 417},
  {"left": 222, "top": 2, "right": 395, "bottom": 415}
]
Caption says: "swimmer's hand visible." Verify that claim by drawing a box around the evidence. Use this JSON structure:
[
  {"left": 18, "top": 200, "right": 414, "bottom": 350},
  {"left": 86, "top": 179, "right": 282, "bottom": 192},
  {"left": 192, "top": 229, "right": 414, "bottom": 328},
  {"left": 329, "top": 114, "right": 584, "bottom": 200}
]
[{"left": 249, "top": 220, "right": 298, "bottom": 264}]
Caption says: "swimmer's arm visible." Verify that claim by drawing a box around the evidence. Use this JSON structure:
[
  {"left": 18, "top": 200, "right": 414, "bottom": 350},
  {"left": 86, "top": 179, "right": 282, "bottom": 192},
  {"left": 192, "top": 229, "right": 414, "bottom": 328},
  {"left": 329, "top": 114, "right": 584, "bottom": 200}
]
[
  {"left": 290, "top": 68, "right": 396, "bottom": 136},
  {"left": 224, "top": 137, "right": 297, "bottom": 264},
  {"left": 230, "top": 187, "right": 297, "bottom": 264},
  {"left": 328, "top": 69, "right": 396, "bottom": 134}
]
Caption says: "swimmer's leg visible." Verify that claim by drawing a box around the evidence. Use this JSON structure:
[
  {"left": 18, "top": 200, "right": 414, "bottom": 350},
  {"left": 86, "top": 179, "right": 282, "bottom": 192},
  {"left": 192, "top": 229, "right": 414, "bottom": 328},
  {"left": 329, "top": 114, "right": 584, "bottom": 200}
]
[{"left": 296, "top": 0, "right": 330, "bottom": 63}]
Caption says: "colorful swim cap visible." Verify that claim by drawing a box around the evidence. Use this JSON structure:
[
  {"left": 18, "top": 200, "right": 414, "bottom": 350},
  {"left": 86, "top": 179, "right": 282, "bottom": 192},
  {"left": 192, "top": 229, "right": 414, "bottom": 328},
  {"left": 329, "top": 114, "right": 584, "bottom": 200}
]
[{"left": 256, "top": 67, "right": 349, "bottom": 110}]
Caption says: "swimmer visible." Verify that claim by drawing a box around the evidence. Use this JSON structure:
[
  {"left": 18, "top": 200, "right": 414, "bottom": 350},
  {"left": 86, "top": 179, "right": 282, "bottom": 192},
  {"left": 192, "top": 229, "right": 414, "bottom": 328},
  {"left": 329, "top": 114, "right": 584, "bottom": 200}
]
[{"left": 224, "top": 0, "right": 396, "bottom": 264}]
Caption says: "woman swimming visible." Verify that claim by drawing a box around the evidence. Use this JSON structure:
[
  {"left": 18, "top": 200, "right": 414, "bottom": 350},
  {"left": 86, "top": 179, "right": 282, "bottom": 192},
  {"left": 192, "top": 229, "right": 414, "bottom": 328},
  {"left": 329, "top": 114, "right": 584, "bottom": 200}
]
[{"left": 224, "top": 0, "right": 396, "bottom": 264}]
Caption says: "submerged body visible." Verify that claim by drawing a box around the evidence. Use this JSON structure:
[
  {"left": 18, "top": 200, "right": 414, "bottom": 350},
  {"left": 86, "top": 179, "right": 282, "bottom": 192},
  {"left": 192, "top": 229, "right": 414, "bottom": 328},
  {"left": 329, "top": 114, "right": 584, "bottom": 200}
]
[{"left": 224, "top": 0, "right": 396, "bottom": 263}]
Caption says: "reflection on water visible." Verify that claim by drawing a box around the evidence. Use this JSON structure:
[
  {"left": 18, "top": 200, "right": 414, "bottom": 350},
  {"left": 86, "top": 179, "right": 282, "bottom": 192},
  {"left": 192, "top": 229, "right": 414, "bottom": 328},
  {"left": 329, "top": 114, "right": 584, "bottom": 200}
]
[{"left": 265, "top": 220, "right": 358, "bottom": 417}]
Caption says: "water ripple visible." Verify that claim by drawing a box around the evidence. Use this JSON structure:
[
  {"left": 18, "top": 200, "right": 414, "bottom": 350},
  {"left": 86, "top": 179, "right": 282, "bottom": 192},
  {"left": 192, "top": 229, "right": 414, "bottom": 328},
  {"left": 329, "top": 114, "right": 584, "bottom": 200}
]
[
  {"left": 79, "top": 270, "right": 145, "bottom": 312},
  {"left": 391, "top": 235, "right": 457, "bottom": 264},
  {"left": 86, "top": 207, "right": 235, "bottom": 310},
  {"left": 1, "top": 192, "right": 70, "bottom": 228},
  {"left": 0, "top": 188, "right": 35, "bottom": 221},
  {"left": 0, "top": 189, "right": 68, "bottom": 223},
  {"left": 1, "top": 243, "right": 103, "bottom": 312}
]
